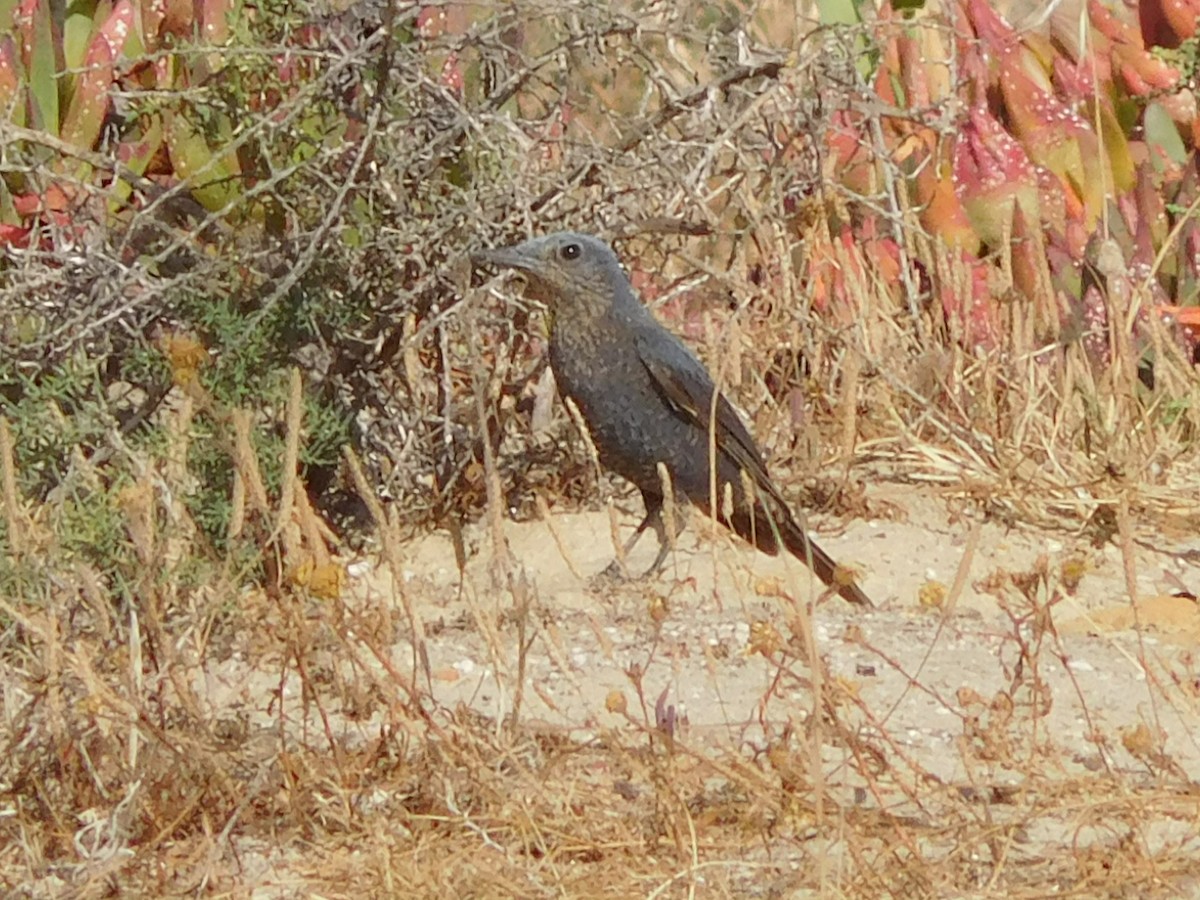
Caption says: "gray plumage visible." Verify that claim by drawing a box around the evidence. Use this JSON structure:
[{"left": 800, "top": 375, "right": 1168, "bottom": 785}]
[{"left": 472, "top": 232, "right": 871, "bottom": 606}]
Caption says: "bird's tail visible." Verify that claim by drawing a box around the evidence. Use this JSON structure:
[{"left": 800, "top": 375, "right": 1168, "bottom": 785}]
[
  {"left": 777, "top": 514, "right": 873, "bottom": 607},
  {"left": 721, "top": 479, "right": 873, "bottom": 607}
]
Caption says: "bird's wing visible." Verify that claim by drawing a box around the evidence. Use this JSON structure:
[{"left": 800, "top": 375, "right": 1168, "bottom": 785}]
[{"left": 634, "top": 331, "right": 785, "bottom": 505}]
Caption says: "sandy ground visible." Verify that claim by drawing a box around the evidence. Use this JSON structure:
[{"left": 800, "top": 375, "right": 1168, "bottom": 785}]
[{"left": 370, "top": 480, "right": 1200, "bottom": 786}]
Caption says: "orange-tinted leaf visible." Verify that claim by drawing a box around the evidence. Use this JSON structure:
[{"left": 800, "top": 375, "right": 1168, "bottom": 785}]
[
  {"left": 1010, "top": 204, "right": 1064, "bottom": 334},
  {"left": 914, "top": 138, "right": 979, "bottom": 252},
  {"left": 155, "top": 0, "right": 192, "bottom": 38},
  {"left": 1162, "top": 0, "right": 1200, "bottom": 42}
]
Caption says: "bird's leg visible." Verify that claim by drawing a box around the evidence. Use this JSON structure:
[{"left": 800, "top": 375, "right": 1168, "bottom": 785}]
[
  {"left": 599, "top": 492, "right": 663, "bottom": 580},
  {"left": 621, "top": 507, "right": 658, "bottom": 558},
  {"left": 643, "top": 493, "right": 689, "bottom": 577},
  {"left": 596, "top": 484, "right": 690, "bottom": 581}
]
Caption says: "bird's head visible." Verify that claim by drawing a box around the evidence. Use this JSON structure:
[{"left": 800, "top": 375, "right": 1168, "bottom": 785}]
[{"left": 471, "top": 232, "right": 629, "bottom": 319}]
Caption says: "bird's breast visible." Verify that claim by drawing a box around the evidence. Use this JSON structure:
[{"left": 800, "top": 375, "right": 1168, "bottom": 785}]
[{"left": 548, "top": 315, "right": 709, "bottom": 493}]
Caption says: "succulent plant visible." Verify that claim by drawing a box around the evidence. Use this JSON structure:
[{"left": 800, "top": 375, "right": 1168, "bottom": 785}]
[{"left": 812, "top": 0, "right": 1200, "bottom": 363}]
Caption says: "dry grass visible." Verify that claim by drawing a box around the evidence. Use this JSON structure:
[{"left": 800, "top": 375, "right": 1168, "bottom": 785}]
[
  {"left": 2, "top": 0, "right": 1200, "bottom": 897},
  {"left": 2, "top": 339, "right": 1197, "bottom": 897}
]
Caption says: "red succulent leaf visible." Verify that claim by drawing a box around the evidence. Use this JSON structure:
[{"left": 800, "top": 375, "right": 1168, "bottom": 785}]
[
  {"left": 995, "top": 46, "right": 1116, "bottom": 226},
  {"left": 1078, "top": 283, "right": 1110, "bottom": 365},
  {"left": 825, "top": 108, "right": 875, "bottom": 195},
  {"left": 417, "top": 5, "right": 448, "bottom": 37},
  {"left": 1052, "top": 56, "right": 1097, "bottom": 104},
  {"left": 1179, "top": 217, "right": 1200, "bottom": 296},
  {"left": 0, "top": 222, "right": 31, "bottom": 246},
  {"left": 953, "top": 106, "right": 1043, "bottom": 245},
  {"left": 1090, "top": 0, "right": 1182, "bottom": 94},
  {"left": 1163, "top": 305, "right": 1200, "bottom": 331},
  {"left": 955, "top": 106, "right": 1035, "bottom": 188},
  {"left": 855, "top": 217, "right": 903, "bottom": 286},
  {"left": 60, "top": 37, "right": 113, "bottom": 148},
  {"left": 961, "top": 0, "right": 1017, "bottom": 47},
  {"left": 803, "top": 224, "right": 903, "bottom": 324},
  {"left": 43, "top": 182, "right": 77, "bottom": 221},
  {"left": 1030, "top": 165, "right": 1070, "bottom": 237},
  {"left": 1112, "top": 42, "right": 1181, "bottom": 95},
  {"left": 440, "top": 52, "right": 463, "bottom": 95},
  {"left": 1137, "top": 2, "right": 1176, "bottom": 48},
  {"left": 1120, "top": 166, "right": 1169, "bottom": 253},
  {"left": 197, "top": 0, "right": 231, "bottom": 44},
  {"left": 651, "top": 290, "right": 707, "bottom": 343},
  {"left": 117, "top": 116, "right": 164, "bottom": 175},
  {"left": 872, "top": 28, "right": 903, "bottom": 107},
  {"left": 832, "top": 227, "right": 872, "bottom": 319},
  {"left": 1141, "top": 0, "right": 1200, "bottom": 49},
  {"left": 417, "top": 2, "right": 476, "bottom": 42},
  {"left": 11, "top": 183, "right": 82, "bottom": 241},
  {"left": 873, "top": 23, "right": 939, "bottom": 110},
  {"left": 0, "top": 35, "right": 19, "bottom": 117},
  {"left": 1153, "top": 305, "right": 1200, "bottom": 363},
  {"left": 140, "top": 0, "right": 165, "bottom": 43},
  {"left": 629, "top": 268, "right": 663, "bottom": 304},
  {"left": 15, "top": 0, "right": 39, "bottom": 61},
  {"left": 152, "top": 52, "right": 173, "bottom": 89},
  {"left": 12, "top": 193, "right": 41, "bottom": 216},
  {"left": 96, "top": 0, "right": 136, "bottom": 58},
  {"left": 1089, "top": 0, "right": 1140, "bottom": 44},
  {"left": 805, "top": 228, "right": 839, "bottom": 315},
  {"left": 998, "top": 45, "right": 1090, "bottom": 147},
  {"left": 961, "top": 0, "right": 1138, "bottom": 229}
]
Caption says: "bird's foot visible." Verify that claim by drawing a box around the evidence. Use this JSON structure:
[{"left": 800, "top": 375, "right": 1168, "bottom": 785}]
[{"left": 589, "top": 558, "right": 633, "bottom": 588}]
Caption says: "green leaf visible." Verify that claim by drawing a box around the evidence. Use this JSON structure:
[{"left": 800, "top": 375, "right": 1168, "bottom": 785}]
[
  {"left": 816, "top": 0, "right": 862, "bottom": 25},
  {"left": 23, "top": 0, "right": 60, "bottom": 134},
  {"left": 164, "top": 107, "right": 242, "bottom": 212},
  {"left": 110, "top": 114, "right": 162, "bottom": 208},
  {"left": 1144, "top": 101, "right": 1188, "bottom": 167},
  {"left": 0, "top": 0, "right": 18, "bottom": 31},
  {"left": 63, "top": 0, "right": 101, "bottom": 70}
]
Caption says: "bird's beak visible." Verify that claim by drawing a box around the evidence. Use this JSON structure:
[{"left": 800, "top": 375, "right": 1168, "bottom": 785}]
[{"left": 470, "top": 245, "right": 535, "bottom": 272}]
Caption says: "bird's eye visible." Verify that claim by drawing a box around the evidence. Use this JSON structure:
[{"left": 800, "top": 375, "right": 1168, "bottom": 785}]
[{"left": 560, "top": 243, "right": 581, "bottom": 260}]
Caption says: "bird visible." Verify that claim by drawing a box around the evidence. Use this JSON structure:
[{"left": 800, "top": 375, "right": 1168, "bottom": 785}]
[{"left": 472, "top": 232, "right": 872, "bottom": 606}]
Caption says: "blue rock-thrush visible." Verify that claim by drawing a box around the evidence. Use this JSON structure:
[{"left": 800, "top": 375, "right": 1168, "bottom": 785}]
[{"left": 473, "top": 232, "right": 871, "bottom": 606}]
